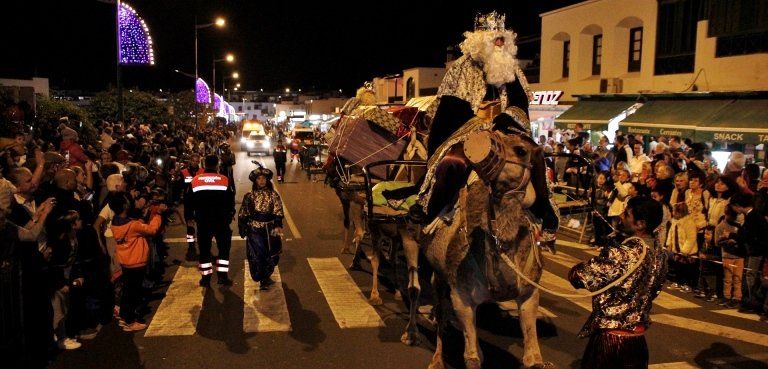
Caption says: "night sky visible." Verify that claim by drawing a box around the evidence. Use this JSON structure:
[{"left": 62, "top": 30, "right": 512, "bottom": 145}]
[{"left": 1, "top": 0, "right": 580, "bottom": 94}]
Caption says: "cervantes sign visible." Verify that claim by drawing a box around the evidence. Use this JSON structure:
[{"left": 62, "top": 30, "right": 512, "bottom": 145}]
[{"left": 531, "top": 91, "right": 564, "bottom": 105}]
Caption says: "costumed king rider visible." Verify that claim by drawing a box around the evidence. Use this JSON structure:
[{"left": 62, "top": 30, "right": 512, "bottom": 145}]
[
  {"left": 569, "top": 196, "right": 666, "bottom": 369},
  {"left": 416, "top": 11, "right": 559, "bottom": 251}
]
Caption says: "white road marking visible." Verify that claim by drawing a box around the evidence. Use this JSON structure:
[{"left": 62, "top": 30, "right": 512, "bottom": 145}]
[
  {"left": 653, "top": 313, "right": 768, "bottom": 347},
  {"left": 164, "top": 236, "right": 244, "bottom": 243},
  {"left": 543, "top": 251, "right": 700, "bottom": 310},
  {"left": 307, "top": 257, "right": 385, "bottom": 328},
  {"left": 144, "top": 266, "right": 205, "bottom": 336},
  {"left": 497, "top": 300, "right": 558, "bottom": 318},
  {"left": 243, "top": 263, "right": 291, "bottom": 332},
  {"left": 555, "top": 239, "right": 599, "bottom": 256},
  {"left": 648, "top": 363, "right": 698, "bottom": 369},
  {"left": 539, "top": 270, "right": 592, "bottom": 311},
  {"left": 711, "top": 308, "right": 765, "bottom": 322}
]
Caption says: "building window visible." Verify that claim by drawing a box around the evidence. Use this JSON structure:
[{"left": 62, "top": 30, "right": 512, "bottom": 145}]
[
  {"left": 592, "top": 35, "right": 603, "bottom": 75},
  {"left": 238, "top": 106, "right": 243, "bottom": 112},
  {"left": 562, "top": 40, "right": 570, "bottom": 78},
  {"left": 406, "top": 77, "right": 415, "bottom": 100},
  {"left": 655, "top": 0, "right": 706, "bottom": 75},
  {"left": 628, "top": 27, "right": 643, "bottom": 72}
]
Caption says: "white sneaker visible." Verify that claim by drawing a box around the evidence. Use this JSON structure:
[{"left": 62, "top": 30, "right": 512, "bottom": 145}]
[{"left": 58, "top": 338, "right": 82, "bottom": 350}]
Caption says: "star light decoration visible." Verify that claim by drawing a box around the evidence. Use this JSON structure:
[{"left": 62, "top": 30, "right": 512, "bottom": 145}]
[
  {"left": 196, "top": 78, "right": 211, "bottom": 104},
  {"left": 118, "top": 2, "right": 155, "bottom": 65}
]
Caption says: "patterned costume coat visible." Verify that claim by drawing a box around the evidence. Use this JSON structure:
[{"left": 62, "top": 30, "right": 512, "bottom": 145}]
[
  {"left": 238, "top": 188, "right": 284, "bottom": 229},
  {"left": 569, "top": 236, "right": 667, "bottom": 337}
]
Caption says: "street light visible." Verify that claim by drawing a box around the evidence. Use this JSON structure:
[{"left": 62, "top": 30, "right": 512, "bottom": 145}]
[
  {"left": 223, "top": 71, "right": 239, "bottom": 101},
  {"left": 212, "top": 53, "right": 234, "bottom": 99},
  {"left": 195, "top": 16, "right": 226, "bottom": 126}
]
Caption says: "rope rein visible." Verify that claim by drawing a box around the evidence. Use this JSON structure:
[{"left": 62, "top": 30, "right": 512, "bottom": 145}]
[{"left": 486, "top": 183, "right": 650, "bottom": 299}]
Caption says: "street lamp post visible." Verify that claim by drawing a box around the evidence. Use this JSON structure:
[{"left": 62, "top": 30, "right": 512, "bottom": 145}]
[
  {"left": 222, "top": 72, "right": 239, "bottom": 101},
  {"left": 194, "top": 16, "right": 225, "bottom": 127},
  {"left": 212, "top": 53, "right": 234, "bottom": 100}
]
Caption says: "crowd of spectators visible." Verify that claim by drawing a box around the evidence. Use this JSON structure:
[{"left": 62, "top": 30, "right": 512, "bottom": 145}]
[
  {"left": 0, "top": 116, "right": 235, "bottom": 367},
  {"left": 546, "top": 124, "right": 768, "bottom": 322}
]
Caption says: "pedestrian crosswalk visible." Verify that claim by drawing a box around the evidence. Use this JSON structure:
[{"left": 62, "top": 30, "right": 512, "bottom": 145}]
[
  {"left": 144, "top": 265, "right": 205, "bottom": 337},
  {"left": 142, "top": 252, "right": 768, "bottom": 352},
  {"left": 307, "top": 257, "right": 385, "bottom": 329},
  {"left": 243, "top": 263, "right": 291, "bottom": 332}
]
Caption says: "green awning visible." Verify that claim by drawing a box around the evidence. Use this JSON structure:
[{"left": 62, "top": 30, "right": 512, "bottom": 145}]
[
  {"left": 554, "top": 100, "right": 636, "bottom": 131},
  {"left": 619, "top": 99, "right": 734, "bottom": 137},
  {"left": 695, "top": 99, "right": 768, "bottom": 143}
]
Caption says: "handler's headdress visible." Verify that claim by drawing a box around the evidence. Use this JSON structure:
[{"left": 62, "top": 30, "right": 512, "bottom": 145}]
[
  {"left": 249, "top": 166, "right": 273, "bottom": 182},
  {"left": 474, "top": 11, "right": 506, "bottom": 32}
]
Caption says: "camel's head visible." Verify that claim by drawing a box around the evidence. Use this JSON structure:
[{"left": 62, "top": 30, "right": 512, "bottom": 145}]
[{"left": 464, "top": 130, "right": 535, "bottom": 206}]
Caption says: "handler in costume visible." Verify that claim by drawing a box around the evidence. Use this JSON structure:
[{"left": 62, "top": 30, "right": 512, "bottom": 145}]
[
  {"left": 238, "top": 165, "right": 285, "bottom": 289},
  {"left": 418, "top": 11, "right": 559, "bottom": 248},
  {"left": 569, "top": 196, "right": 667, "bottom": 369}
]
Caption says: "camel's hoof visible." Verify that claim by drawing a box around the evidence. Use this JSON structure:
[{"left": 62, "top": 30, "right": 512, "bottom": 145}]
[
  {"left": 465, "top": 358, "right": 481, "bottom": 369},
  {"left": 394, "top": 290, "right": 403, "bottom": 300},
  {"left": 369, "top": 295, "right": 383, "bottom": 306},
  {"left": 427, "top": 360, "right": 445, "bottom": 369},
  {"left": 526, "top": 362, "right": 556, "bottom": 369},
  {"left": 400, "top": 330, "right": 423, "bottom": 346}
]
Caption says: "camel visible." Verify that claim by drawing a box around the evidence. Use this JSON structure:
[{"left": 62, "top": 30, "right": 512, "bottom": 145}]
[
  {"left": 328, "top": 156, "right": 427, "bottom": 346},
  {"left": 421, "top": 130, "right": 554, "bottom": 369}
]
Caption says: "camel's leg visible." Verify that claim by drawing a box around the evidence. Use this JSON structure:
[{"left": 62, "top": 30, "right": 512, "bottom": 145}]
[
  {"left": 517, "top": 289, "right": 553, "bottom": 368},
  {"left": 428, "top": 274, "right": 450, "bottom": 369},
  {"left": 450, "top": 287, "right": 482, "bottom": 369},
  {"left": 399, "top": 228, "right": 423, "bottom": 346},
  {"left": 339, "top": 197, "right": 354, "bottom": 254},
  {"left": 348, "top": 201, "right": 366, "bottom": 269},
  {"left": 367, "top": 246, "right": 383, "bottom": 305}
]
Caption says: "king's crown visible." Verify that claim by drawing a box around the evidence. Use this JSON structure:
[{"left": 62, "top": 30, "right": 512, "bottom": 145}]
[{"left": 474, "top": 11, "right": 506, "bottom": 32}]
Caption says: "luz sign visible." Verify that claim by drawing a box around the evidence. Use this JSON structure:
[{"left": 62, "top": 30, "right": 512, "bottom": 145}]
[{"left": 531, "top": 90, "right": 564, "bottom": 105}]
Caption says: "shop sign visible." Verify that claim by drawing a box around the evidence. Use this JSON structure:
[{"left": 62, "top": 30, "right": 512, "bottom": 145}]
[{"left": 531, "top": 90, "right": 564, "bottom": 105}]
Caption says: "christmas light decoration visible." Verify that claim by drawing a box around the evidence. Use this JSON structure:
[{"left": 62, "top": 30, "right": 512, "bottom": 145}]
[
  {"left": 196, "top": 78, "right": 211, "bottom": 104},
  {"left": 118, "top": 1, "right": 155, "bottom": 65},
  {"left": 214, "top": 93, "right": 222, "bottom": 111}
]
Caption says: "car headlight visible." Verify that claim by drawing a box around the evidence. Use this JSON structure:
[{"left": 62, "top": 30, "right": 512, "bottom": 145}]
[
  {"left": 246, "top": 141, "right": 255, "bottom": 148},
  {"left": 240, "top": 137, "right": 247, "bottom": 143},
  {"left": 262, "top": 141, "right": 271, "bottom": 148}
]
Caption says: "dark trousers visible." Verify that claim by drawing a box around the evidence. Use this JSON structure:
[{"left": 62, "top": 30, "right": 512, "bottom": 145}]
[
  {"left": 245, "top": 227, "right": 282, "bottom": 282},
  {"left": 592, "top": 212, "right": 611, "bottom": 246},
  {"left": 671, "top": 258, "right": 699, "bottom": 288},
  {"left": 581, "top": 331, "right": 648, "bottom": 369},
  {"left": 198, "top": 221, "right": 233, "bottom": 278},
  {"left": 276, "top": 162, "right": 286, "bottom": 178},
  {"left": 120, "top": 266, "right": 146, "bottom": 324}
]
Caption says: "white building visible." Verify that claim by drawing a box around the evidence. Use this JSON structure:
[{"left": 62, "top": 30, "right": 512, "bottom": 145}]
[
  {"left": 0, "top": 77, "right": 50, "bottom": 97},
  {"left": 403, "top": 67, "right": 445, "bottom": 101},
  {"left": 529, "top": 0, "right": 768, "bottom": 144},
  {"left": 229, "top": 101, "right": 274, "bottom": 121}
]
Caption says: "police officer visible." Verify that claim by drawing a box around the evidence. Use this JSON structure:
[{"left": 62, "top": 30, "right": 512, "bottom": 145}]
[
  {"left": 181, "top": 153, "right": 204, "bottom": 257},
  {"left": 187, "top": 155, "right": 235, "bottom": 286}
]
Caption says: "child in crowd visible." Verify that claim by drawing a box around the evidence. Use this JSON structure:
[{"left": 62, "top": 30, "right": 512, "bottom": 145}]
[
  {"left": 109, "top": 193, "right": 165, "bottom": 332},
  {"left": 666, "top": 202, "right": 698, "bottom": 293}
]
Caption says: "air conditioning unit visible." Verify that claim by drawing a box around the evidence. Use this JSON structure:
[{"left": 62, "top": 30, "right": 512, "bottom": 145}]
[{"left": 599, "top": 78, "right": 623, "bottom": 93}]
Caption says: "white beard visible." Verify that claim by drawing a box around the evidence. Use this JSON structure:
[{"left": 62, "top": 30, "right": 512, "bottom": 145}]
[{"left": 482, "top": 46, "right": 517, "bottom": 87}]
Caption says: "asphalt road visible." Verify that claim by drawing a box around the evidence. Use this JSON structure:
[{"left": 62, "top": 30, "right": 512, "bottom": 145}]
[{"left": 50, "top": 149, "right": 768, "bottom": 369}]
